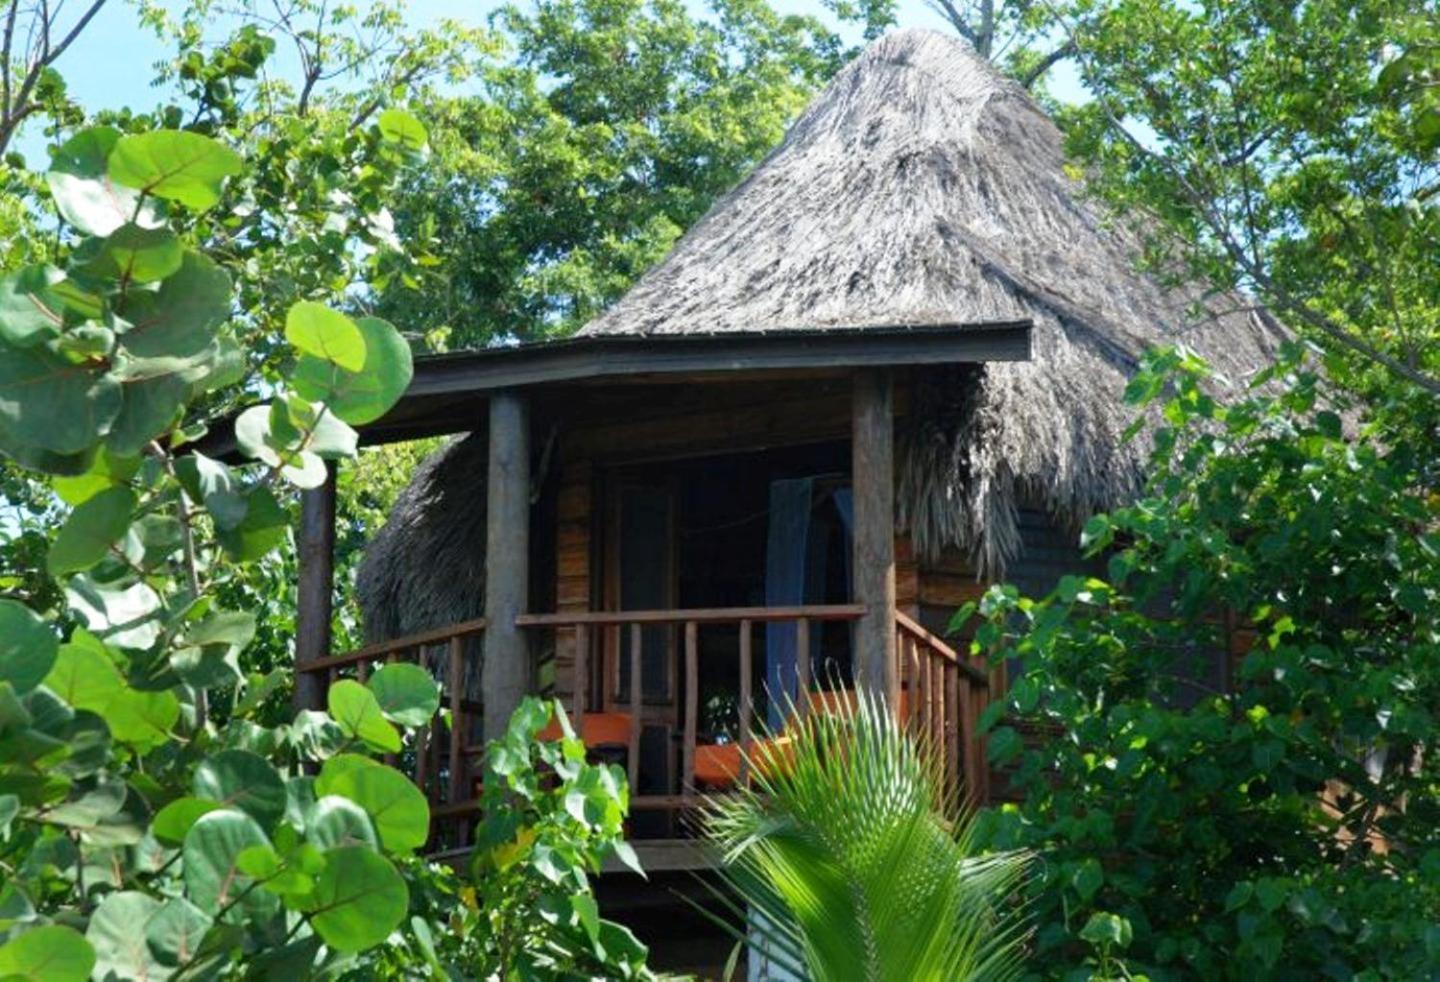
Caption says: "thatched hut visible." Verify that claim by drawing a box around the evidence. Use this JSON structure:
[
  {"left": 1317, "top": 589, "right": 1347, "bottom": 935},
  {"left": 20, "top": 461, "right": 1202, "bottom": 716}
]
[
  {"left": 270, "top": 29, "right": 1291, "bottom": 852},
  {"left": 357, "top": 27, "right": 1283, "bottom": 645}
]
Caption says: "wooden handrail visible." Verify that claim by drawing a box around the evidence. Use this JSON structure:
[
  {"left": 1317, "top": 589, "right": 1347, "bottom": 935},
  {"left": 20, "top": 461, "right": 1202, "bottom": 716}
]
[
  {"left": 516, "top": 604, "right": 865, "bottom": 628},
  {"left": 297, "top": 617, "right": 488, "bottom": 673},
  {"left": 894, "top": 609, "right": 987, "bottom": 685}
]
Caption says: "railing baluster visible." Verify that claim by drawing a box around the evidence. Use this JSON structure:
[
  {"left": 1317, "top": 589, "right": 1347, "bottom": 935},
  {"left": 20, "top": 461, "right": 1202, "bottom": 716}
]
[
  {"left": 448, "top": 636, "right": 464, "bottom": 806},
  {"left": 910, "top": 636, "right": 922, "bottom": 730},
  {"left": 944, "top": 663, "right": 960, "bottom": 794},
  {"left": 572, "top": 624, "right": 588, "bottom": 724},
  {"left": 796, "top": 617, "right": 810, "bottom": 721},
  {"left": 356, "top": 656, "right": 370, "bottom": 684},
  {"left": 739, "top": 619, "right": 753, "bottom": 785},
  {"left": 683, "top": 621, "right": 698, "bottom": 798},
  {"left": 628, "top": 624, "right": 642, "bottom": 795},
  {"left": 930, "top": 650, "right": 943, "bottom": 757},
  {"left": 415, "top": 711, "right": 430, "bottom": 801}
]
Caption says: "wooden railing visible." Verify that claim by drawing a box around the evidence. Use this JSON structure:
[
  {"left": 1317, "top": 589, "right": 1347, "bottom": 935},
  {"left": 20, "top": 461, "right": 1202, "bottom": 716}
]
[
  {"left": 895, "top": 609, "right": 991, "bottom": 804},
  {"left": 517, "top": 605, "right": 867, "bottom": 811},
  {"left": 304, "top": 605, "right": 995, "bottom": 847},
  {"left": 295, "top": 618, "right": 486, "bottom": 847}
]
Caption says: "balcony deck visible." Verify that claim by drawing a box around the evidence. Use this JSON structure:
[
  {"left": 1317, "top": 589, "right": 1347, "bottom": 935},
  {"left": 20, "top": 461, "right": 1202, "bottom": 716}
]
[{"left": 296, "top": 604, "right": 992, "bottom": 860}]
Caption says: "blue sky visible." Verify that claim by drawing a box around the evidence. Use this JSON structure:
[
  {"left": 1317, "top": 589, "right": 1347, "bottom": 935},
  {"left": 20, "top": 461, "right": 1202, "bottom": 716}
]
[{"left": 23, "top": 0, "right": 1084, "bottom": 163}]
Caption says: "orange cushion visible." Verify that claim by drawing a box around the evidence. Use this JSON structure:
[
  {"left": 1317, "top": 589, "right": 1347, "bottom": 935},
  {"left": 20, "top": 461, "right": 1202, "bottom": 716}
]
[
  {"left": 694, "top": 736, "right": 794, "bottom": 788},
  {"left": 538, "top": 711, "right": 632, "bottom": 749}
]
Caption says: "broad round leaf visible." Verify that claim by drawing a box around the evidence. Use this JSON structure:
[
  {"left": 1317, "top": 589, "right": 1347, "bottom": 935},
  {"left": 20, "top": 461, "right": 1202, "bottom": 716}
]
[
  {"left": 98, "top": 224, "right": 183, "bottom": 284},
  {"left": 193, "top": 749, "right": 287, "bottom": 829},
  {"left": 64, "top": 575, "right": 163, "bottom": 650},
  {"left": 0, "top": 266, "right": 67, "bottom": 347},
  {"left": 0, "top": 925, "right": 95, "bottom": 981},
  {"left": 116, "top": 251, "right": 231, "bottom": 369},
  {"left": 377, "top": 109, "right": 428, "bottom": 152},
  {"left": 304, "top": 846, "right": 409, "bottom": 952},
  {"left": 85, "top": 892, "right": 162, "bottom": 980},
  {"left": 47, "top": 486, "right": 135, "bottom": 575},
  {"left": 108, "top": 131, "right": 242, "bottom": 212},
  {"left": 0, "top": 344, "right": 120, "bottom": 456},
  {"left": 183, "top": 809, "right": 278, "bottom": 921},
  {"left": 307, "top": 795, "right": 379, "bottom": 851},
  {"left": 152, "top": 796, "right": 223, "bottom": 846},
  {"left": 0, "top": 600, "right": 58, "bottom": 695},
  {"left": 44, "top": 633, "right": 178, "bottom": 750},
  {"left": 316, "top": 756, "right": 429, "bottom": 853},
  {"left": 105, "top": 374, "right": 191, "bottom": 455},
  {"left": 285, "top": 302, "right": 366, "bottom": 372},
  {"left": 368, "top": 663, "right": 440, "bottom": 727},
  {"left": 46, "top": 127, "right": 147, "bottom": 236},
  {"left": 145, "top": 898, "right": 212, "bottom": 968},
  {"left": 327, "top": 680, "right": 401, "bottom": 753},
  {"left": 51, "top": 448, "right": 141, "bottom": 506},
  {"left": 291, "top": 316, "right": 412, "bottom": 425},
  {"left": 214, "top": 487, "right": 288, "bottom": 562}
]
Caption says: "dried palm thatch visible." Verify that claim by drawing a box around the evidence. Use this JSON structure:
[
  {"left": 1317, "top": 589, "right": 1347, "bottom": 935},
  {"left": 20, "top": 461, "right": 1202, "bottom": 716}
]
[
  {"left": 580, "top": 28, "right": 1285, "bottom": 572},
  {"left": 358, "top": 29, "right": 1285, "bottom": 639},
  {"left": 355, "top": 433, "right": 488, "bottom": 642}
]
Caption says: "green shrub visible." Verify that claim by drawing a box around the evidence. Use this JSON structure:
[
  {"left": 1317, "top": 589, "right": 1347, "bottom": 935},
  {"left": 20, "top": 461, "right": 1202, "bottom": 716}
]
[{"left": 965, "top": 346, "right": 1440, "bottom": 980}]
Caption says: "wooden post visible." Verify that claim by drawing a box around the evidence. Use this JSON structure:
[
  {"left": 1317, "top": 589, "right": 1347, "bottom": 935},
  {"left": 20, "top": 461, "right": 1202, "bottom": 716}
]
[
  {"left": 482, "top": 390, "right": 531, "bottom": 744},
  {"left": 295, "top": 462, "right": 336, "bottom": 712},
  {"left": 852, "top": 369, "right": 897, "bottom": 706}
]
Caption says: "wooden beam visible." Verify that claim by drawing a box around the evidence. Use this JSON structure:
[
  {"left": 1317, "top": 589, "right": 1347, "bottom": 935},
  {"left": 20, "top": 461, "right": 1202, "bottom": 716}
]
[
  {"left": 295, "top": 462, "right": 336, "bottom": 712},
  {"left": 481, "top": 390, "right": 531, "bottom": 744},
  {"left": 852, "top": 369, "right": 898, "bottom": 705}
]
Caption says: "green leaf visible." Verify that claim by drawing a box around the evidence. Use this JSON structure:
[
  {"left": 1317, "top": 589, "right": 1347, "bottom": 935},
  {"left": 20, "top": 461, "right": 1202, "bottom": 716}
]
[
  {"left": 303, "top": 846, "right": 409, "bottom": 952},
  {"left": 174, "top": 452, "right": 244, "bottom": 528},
  {"left": 367, "top": 663, "right": 440, "bottom": 727},
  {"left": 572, "top": 894, "right": 601, "bottom": 944},
  {"left": 152, "top": 796, "right": 223, "bottom": 846},
  {"left": 285, "top": 302, "right": 366, "bottom": 372},
  {"left": 215, "top": 486, "right": 289, "bottom": 561},
  {"left": 316, "top": 756, "right": 429, "bottom": 853},
  {"left": 0, "top": 600, "right": 58, "bottom": 695},
  {"left": 108, "top": 130, "right": 242, "bottom": 212},
  {"left": 64, "top": 575, "right": 163, "bottom": 650},
  {"left": 145, "top": 897, "right": 212, "bottom": 967},
  {"left": 47, "top": 127, "right": 148, "bottom": 236},
  {"left": 44, "top": 632, "right": 178, "bottom": 750},
  {"left": 51, "top": 448, "right": 140, "bottom": 506},
  {"left": 1079, "top": 912, "right": 1132, "bottom": 949},
  {"left": 182, "top": 808, "right": 278, "bottom": 921},
  {"left": 106, "top": 374, "right": 190, "bottom": 456},
  {"left": 98, "top": 224, "right": 184, "bottom": 284},
  {"left": 291, "top": 316, "right": 412, "bottom": 425},
  {"left": 1072, "top": 858, "right": 1104, "bottom": 902},
  {"left": 308, "top": 795, "right": 380, "bottom": 851},
  {"left": 47, "top": 486, "right": 135, "bottom": 575},
  {"left": 193, "top": 749, "right": 287, "bottom": 830},
  {"left": 116, "top": 251, "right": 231, "bottom": 371},
  {"left": 0, "top": 343, "right": 120, "bottom": 457},
  {"left": 328, "top": 680, "right": 401, "bottom": 753},
  {"left": 0, "top": 925, "right": 95, "bottom": 981},
  {"left": 377, "top": 108, "right": 428, "bottom": 151},
  {"left": 0, "top": 265, "right": 67, "bottom": 347},
  {"left": 85, "top": 892, "right": 162, "bottom": 980}
]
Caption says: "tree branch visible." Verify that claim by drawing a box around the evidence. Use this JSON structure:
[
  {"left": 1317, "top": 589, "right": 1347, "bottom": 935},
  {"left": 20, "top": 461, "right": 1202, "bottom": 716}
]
[{"left": 1020, "top": 39, "right": 1075, "bottom": 89}]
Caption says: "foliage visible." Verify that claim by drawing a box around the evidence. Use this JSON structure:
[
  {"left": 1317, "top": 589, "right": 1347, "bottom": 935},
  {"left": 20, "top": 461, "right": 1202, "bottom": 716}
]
[
  {"left": 963, "top": 345, "right": 1440, "bottom": 979},
  {"left": 1048, "top": 0, "right": 1439, "bottom": 398},
  {"left": 702, "top": 687, "right": 1032, "bottom": 981},
  {"left": 0, "top": 113, "right": 448, "bottom": 973},
  {"left": 375, "top": 0, "right": 853, "bottom": 348},
  {"left": 446, "top": 697, "right": 653, "bottom": 977}
]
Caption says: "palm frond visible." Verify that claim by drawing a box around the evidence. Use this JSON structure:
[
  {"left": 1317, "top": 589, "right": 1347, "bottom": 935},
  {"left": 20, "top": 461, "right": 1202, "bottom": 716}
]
[{"left": 700, "top": 686, "right": 1032, "bottom": 981}]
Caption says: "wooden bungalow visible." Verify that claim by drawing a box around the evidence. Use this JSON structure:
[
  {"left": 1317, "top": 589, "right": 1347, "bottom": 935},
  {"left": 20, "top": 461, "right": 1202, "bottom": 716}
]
[{"left": 287, "top": 30, "right": 1284, "bottom": 871}]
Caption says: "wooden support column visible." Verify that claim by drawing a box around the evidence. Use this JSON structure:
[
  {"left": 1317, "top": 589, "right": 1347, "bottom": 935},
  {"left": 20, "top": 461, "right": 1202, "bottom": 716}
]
[
  {"left": 852, "top": 369, "right": 897, "bottom": 705},
  {"left": 295, "top": 462, "right": 337, "bottom": 712},
  {"left": 482, "top": 390, "right": 531, "bottom": 743}
]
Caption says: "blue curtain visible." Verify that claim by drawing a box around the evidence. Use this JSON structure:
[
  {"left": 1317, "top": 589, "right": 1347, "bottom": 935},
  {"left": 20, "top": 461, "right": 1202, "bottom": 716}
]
[{"left": 764, "top": 478, "right": 813, "bottom": 729}]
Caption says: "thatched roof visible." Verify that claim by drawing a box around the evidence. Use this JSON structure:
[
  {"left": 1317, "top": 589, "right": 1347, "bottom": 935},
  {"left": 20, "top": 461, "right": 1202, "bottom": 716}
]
[{"left": 358, "top": 29, "right": 1285, "bottom": 640}]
